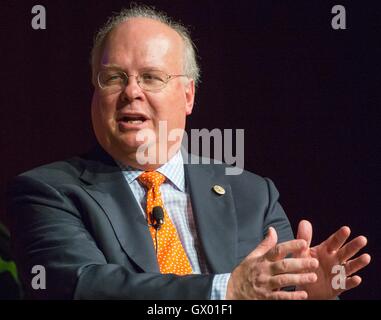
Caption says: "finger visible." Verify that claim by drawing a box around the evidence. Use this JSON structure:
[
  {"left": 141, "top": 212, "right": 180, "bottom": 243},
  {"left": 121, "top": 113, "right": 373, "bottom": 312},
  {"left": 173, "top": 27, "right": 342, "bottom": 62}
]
[
  {"left": 297, "top": 220, "right": 313, "bottom": 247},
  {"left": 324, "top": 226, "right": 351, "bottom": 253},
  {"left": 333, "top": 276, "right": 362, "bottom": 296},
  {"left": 295, "top": 220, "right": 313, "bottom": 258},
  {"left": 344, "top": 275, "right": 362, "bottom": 291},
  {"left": 268, "top": 273, "right": 317, "bottom": 290},
  {"left": 338, "top": 236, "right": 368, "bottom": 263},
  {"left": 266, "top": 239, "right": 307, "bottom": 261},
  {"left": 249, "top": 227, "right": 278, "bottom": 258},
  {"left": 270, "top": 258, "right": 319, "bottom": 275},
  {"left": 345, "top": 254, "right": 371, "bottom": 276},
  {"left": 270, "top": 290, "right": 308, "bottom": 300}
]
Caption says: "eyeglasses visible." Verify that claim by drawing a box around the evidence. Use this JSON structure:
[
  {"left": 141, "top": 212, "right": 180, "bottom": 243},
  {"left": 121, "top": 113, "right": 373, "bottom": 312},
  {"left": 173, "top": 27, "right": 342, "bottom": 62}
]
[{"left": 97, "top": 69, "right": 188, "bottom": 93}]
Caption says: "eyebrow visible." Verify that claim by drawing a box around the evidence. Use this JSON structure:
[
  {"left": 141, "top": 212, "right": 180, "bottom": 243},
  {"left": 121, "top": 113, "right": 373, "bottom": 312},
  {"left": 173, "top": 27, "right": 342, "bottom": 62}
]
[
  {"left": 101, "top": 63, "right": 124, "bottom": 70},
  {"left": 100, "top": 64, "right": 165, "bottom": 73}
]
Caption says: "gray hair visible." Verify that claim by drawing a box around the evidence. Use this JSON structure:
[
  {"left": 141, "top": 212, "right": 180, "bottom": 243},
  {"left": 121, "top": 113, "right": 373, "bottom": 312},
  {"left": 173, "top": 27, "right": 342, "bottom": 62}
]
[{"left": 91, "top": 4, "right": 200, "bottom": 87}]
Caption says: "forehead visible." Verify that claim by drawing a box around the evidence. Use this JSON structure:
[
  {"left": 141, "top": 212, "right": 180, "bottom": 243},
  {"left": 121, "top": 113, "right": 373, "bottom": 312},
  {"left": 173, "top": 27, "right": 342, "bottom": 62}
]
[{"left": 101, "top": 18, "right": 184, "bottom": 70}]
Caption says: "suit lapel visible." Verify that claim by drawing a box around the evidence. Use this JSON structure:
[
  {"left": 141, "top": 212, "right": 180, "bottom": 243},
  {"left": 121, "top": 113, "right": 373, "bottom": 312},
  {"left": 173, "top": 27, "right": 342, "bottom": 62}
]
[
  {"left": 79, "top": 146, "right": 159, "bottom": 273},
  {"left": 185, "top": 162, "right": 237, "bottom": 273}
]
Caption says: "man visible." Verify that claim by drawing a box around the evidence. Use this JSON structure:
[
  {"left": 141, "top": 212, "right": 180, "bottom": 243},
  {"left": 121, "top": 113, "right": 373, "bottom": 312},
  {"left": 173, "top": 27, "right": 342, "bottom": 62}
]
[{"left": 7, "top": 5, "right": 370, "bottom": 299}]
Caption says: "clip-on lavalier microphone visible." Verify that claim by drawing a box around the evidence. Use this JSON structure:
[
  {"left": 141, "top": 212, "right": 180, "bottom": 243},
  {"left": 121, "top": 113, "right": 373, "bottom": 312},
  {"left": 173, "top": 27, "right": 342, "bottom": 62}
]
[{"left": 151, "top": 206, "right": 164, "bottom": 255}]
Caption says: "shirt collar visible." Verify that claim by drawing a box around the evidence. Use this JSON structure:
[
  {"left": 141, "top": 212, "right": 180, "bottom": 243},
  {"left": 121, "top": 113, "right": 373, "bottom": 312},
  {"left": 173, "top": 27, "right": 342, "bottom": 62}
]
[{"left": 117, "top": 151, "right": 185, "bottom": 192}]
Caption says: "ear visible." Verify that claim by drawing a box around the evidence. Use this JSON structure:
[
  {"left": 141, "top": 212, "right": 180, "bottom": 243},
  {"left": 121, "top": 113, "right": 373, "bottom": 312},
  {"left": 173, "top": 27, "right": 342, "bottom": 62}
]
[{"left": 184, "top": 79, "right": 195, "bottom": 116}]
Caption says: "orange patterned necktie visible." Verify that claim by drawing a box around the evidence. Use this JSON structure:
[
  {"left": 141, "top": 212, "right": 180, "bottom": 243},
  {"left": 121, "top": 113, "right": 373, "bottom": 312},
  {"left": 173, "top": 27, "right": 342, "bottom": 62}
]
[{"left": 138, "top": 171, "right": 193, "bottom": 275}]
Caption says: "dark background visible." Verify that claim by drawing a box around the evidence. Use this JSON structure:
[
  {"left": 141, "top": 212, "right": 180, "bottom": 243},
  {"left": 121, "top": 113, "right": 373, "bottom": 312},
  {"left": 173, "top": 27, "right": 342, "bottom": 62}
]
[{"left": 1, "top": 0, "right": 380, "bottom": 299}]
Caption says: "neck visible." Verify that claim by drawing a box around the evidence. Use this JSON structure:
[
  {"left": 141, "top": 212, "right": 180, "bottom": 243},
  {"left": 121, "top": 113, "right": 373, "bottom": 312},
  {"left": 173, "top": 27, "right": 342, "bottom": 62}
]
[{"left": 116, "top": 146, "right": 181, "bottom": 171}]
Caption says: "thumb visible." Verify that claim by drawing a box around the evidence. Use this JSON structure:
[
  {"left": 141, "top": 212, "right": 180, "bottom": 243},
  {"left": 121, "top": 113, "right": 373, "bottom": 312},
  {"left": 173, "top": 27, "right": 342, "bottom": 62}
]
[{"left": 251, "top": 226, "right": 278, "bottom": 258}]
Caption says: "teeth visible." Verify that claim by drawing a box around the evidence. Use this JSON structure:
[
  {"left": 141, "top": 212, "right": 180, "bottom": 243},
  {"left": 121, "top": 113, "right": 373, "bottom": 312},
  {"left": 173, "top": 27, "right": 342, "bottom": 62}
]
[{"left": 127, "top": 120, "right": 143, "bottom": 124}]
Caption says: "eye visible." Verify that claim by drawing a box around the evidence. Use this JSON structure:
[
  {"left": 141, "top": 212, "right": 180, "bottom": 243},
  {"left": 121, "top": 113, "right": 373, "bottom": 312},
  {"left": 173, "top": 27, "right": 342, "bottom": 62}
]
[
  {"left": 105, "top": 73, "right": 124, "bottom": 83},
  {"left": 141, "top": 72, "right": 165, "bottom": 83}
]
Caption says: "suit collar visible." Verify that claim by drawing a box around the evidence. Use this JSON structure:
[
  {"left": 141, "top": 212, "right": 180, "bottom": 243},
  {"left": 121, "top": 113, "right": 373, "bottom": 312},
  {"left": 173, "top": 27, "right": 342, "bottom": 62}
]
[{"left": 116, "top": 151, "right": 185, "bottom": 192}]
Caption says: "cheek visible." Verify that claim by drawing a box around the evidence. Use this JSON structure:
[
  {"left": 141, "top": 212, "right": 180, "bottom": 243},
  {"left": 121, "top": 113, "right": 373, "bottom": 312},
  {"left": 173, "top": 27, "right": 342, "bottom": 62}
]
[
  {"left": 148, "top": 90, "right": 187, "bottom": 128},
  {"left": 91, "top": 93, "right": 117, "bottom": 131}
]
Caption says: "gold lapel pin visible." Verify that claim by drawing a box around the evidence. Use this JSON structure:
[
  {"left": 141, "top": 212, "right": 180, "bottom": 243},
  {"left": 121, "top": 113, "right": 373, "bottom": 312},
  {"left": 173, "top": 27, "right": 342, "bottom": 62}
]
[{"left": 212, "top": 185, "right": 225, "bottom": 195}]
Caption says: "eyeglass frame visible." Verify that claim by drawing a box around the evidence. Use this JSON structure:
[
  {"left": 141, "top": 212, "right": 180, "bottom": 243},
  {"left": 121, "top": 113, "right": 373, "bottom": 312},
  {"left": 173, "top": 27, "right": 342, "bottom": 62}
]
[{"left": 96, "top": 69, "right": 189, "bottom": 93}]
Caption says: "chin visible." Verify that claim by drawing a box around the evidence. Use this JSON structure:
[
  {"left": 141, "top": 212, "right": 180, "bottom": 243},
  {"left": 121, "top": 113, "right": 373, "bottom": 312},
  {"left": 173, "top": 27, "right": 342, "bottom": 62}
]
[{"left": 113, "top": 140, "right": 142, "bottom": 156}]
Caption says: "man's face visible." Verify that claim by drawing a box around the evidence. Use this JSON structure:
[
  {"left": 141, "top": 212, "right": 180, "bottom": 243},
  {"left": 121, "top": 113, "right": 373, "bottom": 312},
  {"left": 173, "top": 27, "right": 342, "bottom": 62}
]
[{"left": 91, "top": 18, "right": 195, "bottom": 168}]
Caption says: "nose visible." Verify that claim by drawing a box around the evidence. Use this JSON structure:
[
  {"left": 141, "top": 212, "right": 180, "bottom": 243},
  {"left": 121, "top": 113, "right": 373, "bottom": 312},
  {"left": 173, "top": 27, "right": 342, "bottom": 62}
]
[{"left": 120, "top": 74, "right": 144, "bottom": 103}]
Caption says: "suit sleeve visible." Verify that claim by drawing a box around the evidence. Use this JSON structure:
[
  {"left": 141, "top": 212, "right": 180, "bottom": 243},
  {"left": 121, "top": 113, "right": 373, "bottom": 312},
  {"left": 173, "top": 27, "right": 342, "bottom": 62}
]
[
  {"left": 263, "top": 178, "right": 295, "bottom": 244},
  {"left": 7, "top": 175, "right": 214, "bottom": 299}
]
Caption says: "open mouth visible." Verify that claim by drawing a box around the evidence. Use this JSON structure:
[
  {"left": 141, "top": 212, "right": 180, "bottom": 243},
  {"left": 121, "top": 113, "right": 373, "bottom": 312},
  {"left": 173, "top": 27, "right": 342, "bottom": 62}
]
[{"left": 117, "top": 114, "right": 148, "bottom": 125}]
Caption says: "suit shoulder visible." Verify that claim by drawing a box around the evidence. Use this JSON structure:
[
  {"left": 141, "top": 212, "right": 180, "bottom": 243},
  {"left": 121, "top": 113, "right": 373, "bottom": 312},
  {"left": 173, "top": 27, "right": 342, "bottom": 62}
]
[
  {"left": 210, "top": 162, "right": 271, "bottom": 189},
  {"left": 207, "top": 163, "right": 281, "bottom": 205},
  {"left": 186, "top": 153, "right": 269, "bottom": 187},
  {"left": 13, "top": 156, "right": 85, "bottom": 187}
]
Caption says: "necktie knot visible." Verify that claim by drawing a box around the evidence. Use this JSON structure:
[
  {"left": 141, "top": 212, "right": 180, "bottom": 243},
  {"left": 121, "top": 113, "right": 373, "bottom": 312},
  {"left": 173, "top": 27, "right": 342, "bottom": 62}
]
[{"left": 138, "top": 171, "right": 166, "bottom": 189}]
